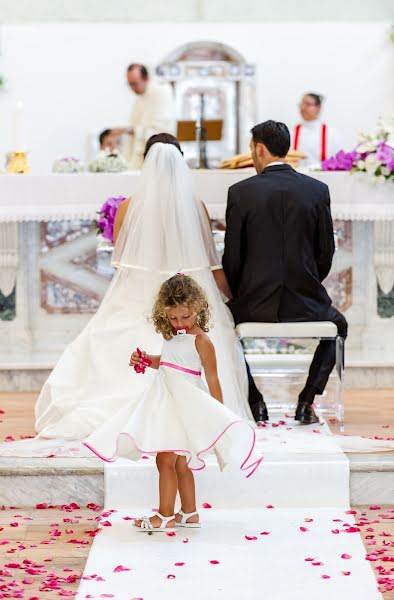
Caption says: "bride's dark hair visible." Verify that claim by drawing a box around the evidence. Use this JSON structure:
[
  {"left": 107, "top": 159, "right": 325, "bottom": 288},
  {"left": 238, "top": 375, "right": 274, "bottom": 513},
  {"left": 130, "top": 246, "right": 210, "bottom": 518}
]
[{"left": 143, "top": 133, "right": 183, "bottom": 159}]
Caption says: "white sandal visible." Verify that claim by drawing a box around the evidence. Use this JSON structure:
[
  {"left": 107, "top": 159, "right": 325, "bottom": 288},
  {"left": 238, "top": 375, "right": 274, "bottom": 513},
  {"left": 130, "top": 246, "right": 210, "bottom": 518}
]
[
  {"left": 134, "top": 512, "right": 176, "bottom": 533},
  {"left": 175, "top": 509, "right": 201, "bottom": 528}
]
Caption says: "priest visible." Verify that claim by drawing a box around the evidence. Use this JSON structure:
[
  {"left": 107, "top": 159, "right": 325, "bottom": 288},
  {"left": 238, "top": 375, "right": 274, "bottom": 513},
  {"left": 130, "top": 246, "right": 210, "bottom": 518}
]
[
  {"left": 292, "top": 93, "right": 343, "bottom": 168},
  {"left": 114, "top": 64, "right": 176, "bottom": 169}
]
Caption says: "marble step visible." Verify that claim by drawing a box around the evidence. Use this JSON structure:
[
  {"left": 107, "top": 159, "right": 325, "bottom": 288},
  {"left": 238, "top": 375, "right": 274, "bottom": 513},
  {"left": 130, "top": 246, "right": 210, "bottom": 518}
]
[
  {"left": 2, "top": 361, "right": 394, "bottom": 391},
  {"left": 0, "top": 454, "right": 392, "bottom": 507}
]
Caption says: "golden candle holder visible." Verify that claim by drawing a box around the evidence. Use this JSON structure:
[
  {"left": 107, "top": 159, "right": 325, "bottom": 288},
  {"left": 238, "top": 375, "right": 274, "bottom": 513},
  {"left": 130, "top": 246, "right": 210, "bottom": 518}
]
[{"left": 6, "top": 151, "right": 30, "bottom": 174}]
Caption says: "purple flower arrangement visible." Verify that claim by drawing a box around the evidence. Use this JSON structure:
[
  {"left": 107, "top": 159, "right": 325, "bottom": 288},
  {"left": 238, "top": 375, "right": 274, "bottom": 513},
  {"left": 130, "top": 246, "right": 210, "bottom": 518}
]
[
  {"left": 96, "top": 196, "right": 126, "bottom": 243},
  {"left": 322, "top": 119, "right": 394, "bottom": 183}
]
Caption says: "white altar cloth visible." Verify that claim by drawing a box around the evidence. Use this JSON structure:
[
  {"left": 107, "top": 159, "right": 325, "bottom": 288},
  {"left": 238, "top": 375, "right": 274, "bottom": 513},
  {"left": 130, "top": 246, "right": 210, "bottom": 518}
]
[{"left": 0, "top": 170, "right": 393, "bottom": 222}]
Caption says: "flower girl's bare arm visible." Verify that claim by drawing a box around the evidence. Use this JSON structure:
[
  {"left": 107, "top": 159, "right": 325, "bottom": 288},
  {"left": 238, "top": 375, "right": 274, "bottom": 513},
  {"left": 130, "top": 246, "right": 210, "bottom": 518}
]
[{"left": 195, "top": 335, "right": 223, "bottom": 403}]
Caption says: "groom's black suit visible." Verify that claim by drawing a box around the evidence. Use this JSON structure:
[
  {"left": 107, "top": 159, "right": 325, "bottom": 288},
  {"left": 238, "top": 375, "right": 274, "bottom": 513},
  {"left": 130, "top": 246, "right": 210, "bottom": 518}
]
[{"left": 222, "top": 163, "right": 347, "bottom": 411}]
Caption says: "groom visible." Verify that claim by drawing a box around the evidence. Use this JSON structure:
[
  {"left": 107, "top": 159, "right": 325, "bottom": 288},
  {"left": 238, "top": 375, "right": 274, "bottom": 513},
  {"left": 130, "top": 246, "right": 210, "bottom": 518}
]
[{"left": 222, "top": 120, "right": 347, "bottom": 424}]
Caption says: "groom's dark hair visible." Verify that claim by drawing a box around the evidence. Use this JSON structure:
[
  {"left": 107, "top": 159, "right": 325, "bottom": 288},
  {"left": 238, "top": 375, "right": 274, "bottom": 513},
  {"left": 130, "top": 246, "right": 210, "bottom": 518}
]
[{"left": 251, "top": 120, "right": 290, "bottom": 157}]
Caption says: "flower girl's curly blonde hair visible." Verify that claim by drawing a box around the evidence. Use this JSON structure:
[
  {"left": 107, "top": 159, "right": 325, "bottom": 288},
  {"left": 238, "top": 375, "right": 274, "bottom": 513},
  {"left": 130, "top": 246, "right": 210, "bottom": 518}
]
[{"left": 152, "top": 274, "right": 211, "bottom": 340}]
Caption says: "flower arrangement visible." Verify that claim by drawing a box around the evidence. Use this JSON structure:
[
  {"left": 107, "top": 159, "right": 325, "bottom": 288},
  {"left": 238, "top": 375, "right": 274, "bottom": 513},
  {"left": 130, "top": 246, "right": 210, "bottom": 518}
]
[
  {"left": 95, "top": 196, "right": 126, "bottom": 243},
  {"left": 88, "top": 149, "right": 129, "bottom": 173},
  {"left": 52, "top": 157, "right": 84, "bottom": 173},
  {"left": 322, "top": 118, "right": 394, "bottom": 183}
]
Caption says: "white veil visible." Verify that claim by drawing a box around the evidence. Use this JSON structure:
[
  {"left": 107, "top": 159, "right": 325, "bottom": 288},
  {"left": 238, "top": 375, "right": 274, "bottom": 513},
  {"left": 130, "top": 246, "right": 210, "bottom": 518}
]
[
  {"left": 35, "top": 142, "right": 251, "bottom": 441},
  {"left": 113, "top": 142, "right": 219, "bottom": 273}
]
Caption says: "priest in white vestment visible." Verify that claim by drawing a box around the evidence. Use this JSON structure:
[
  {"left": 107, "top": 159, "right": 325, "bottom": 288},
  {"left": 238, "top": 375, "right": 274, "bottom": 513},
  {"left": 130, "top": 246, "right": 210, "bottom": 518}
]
[
  {"left": 292, "top": 93, "right": 343, "bottom": 168},
  {"left": 115, "top": 64, "right": 176, "bottom": 169}
]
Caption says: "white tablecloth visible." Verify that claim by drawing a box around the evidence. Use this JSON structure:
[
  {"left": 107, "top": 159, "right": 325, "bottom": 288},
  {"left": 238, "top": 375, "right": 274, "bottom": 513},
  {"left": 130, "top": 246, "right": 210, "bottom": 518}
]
[{"left": 0, "top": 170, "right": 393, "bottom": 222}]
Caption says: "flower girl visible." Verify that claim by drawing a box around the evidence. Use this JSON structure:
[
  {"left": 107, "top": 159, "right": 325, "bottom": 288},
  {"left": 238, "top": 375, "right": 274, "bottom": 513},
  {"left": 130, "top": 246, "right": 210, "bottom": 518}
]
[{"left": 84, "top": 274, "right": 261, "bottom": 532}]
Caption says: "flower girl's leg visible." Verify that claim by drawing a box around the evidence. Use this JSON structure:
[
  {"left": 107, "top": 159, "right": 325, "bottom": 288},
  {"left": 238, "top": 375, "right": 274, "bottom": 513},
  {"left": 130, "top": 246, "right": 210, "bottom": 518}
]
[
  {"left": 175, "top": 456, "right": 199, "bottom": 525},
  {"left": 156, "top": 452, "right": 178, "bottom": 518}
]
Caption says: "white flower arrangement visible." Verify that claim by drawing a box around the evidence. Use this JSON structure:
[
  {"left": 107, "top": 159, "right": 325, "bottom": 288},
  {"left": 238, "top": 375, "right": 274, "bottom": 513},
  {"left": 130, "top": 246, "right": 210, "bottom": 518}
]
[
  {"left": 88, "top": 149, "right": 129, "bottom": 173},
  {"left": 52, "top": 157, "right": 84, "bottom": 173}
]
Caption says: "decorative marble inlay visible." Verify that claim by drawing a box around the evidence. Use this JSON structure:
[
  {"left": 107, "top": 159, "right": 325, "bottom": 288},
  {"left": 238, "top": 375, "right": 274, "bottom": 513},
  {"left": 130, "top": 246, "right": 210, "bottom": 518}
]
[
  {"left": 333, "top": 219, "right": 352, "bottom": 251},
  {"left": 39, "top": 219, "right": 112, "bottom": 313},
  {"left": 324, "top": 267, "right": 353, "bottom": 313},
  {"left": 40, "top": 219, "right": 92, "bottom": 251},
  {"left": 378, "top": 284, "right": 394, "bottom": 319},
  {"left": 40, "top": 271, "right": 100, "bottom": 314},
  {"left": 0, "top": 286, "right": 16, "bottom": 321}
]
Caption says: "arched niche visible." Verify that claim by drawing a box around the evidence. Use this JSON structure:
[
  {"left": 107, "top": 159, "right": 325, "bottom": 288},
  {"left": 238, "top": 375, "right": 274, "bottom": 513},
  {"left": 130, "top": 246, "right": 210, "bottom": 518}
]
[{"left": 157, "top": 41, "right": 256, "bottom": 166}]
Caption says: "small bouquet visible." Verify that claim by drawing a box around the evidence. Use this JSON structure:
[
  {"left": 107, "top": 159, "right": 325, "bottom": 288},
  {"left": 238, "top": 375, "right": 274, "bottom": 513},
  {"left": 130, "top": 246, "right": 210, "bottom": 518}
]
[
  {"left": 133, "top": 348, "right": 152, "bottom": 374},
  {"left": 52, "top": 157, "right": 84, "bottom": 173},
  {"left": 95, "top": 196, "right": 126, "bottom": 243},
  {"left": 88, "top": 149, "right": 129, "bottom": 173},
  {"left": 322, "top": 117, "right": 394, "bottom": 183}
]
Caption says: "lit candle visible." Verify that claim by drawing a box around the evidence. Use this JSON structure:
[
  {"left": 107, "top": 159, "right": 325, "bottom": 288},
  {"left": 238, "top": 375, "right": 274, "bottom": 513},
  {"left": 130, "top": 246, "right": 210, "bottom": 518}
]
[{"left": 12, "top": 100, "right": 27, "bottom": 152}]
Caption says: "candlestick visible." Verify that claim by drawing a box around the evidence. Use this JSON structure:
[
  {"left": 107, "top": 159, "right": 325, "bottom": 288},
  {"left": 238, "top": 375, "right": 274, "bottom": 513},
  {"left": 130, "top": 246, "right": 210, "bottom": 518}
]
[{"left": 11, "top": 100, "right": 27, "bottom": 152}]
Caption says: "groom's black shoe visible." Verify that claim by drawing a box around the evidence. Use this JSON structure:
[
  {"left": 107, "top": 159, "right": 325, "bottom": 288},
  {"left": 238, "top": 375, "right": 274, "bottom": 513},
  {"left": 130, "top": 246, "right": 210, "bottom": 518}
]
[
  {"left": 252, "top": 400, "right": 269, "bottom": 423},
  {"left": 294, "top": 401, "right": 319, "bottom": 424}
]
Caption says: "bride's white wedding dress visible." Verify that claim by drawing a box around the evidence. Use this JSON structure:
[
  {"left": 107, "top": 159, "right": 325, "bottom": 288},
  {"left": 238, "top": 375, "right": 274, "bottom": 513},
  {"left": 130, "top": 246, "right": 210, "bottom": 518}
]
[{"left": 35, "top": 143, "right": 253, "bottom": 440}]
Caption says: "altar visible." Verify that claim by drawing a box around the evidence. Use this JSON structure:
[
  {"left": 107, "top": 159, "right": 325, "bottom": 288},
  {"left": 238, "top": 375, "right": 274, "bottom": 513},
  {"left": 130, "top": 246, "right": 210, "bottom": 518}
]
[{"left": 0, "top": 169, "right": 393, "bottom": 390}]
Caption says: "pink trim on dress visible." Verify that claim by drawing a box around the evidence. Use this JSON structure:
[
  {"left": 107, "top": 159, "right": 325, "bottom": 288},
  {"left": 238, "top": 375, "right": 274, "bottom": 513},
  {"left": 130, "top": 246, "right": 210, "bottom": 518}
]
[
  {"left": 83, "top": 420, "right": 263, "bottom": 479},
  {"left": 159, "top": 361, "right": 202, "bottom": 377}
]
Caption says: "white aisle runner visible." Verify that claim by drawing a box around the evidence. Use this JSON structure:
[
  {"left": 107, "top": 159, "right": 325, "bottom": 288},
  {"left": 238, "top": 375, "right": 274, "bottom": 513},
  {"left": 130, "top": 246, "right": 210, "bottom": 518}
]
[{"left": 77, "top": 418, "right": 382, "bottom": 599}]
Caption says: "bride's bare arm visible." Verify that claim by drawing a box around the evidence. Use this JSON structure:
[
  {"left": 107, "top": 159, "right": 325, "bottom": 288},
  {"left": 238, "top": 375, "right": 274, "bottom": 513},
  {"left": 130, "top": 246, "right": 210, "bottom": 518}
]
[
  {"left": 201, "top": 202, "right": 233, "bottom": 301},
  {"left": 113, "top": 197, "right": 131, "bottom": 244}
]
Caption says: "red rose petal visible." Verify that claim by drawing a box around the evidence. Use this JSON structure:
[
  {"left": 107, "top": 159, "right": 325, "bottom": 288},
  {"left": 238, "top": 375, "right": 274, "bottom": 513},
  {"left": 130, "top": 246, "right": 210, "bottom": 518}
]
[
  {"left": 341, "top": 553, "right": 352, "bottom": 559},
  {"left": 299, "top": 527, "right": 308, "bottom": 532},
  {"left": 166, "top": 531, "right": 176, "bottom": 537},
  {"left": 209, "top": 560, "right": 220, "bottom": 565},
  {"left": 113, "top": 565, "right": 131, "bottom": 572},
  {"left": 202, "top": 503, "right": 212, "bottom": 509},
  {"left": 260, "top": 531, "right": 271, "bottom": 535},
  {"left": 245, "top": 535, "right": 258, "bottom": 541},
  {"left": 321, "top": 574, "right": 331, "bottom": 579},
  {"left": 331, "top": 529, "right": 340, "bottom": 534},
  {"left": 342, "top": 571, "right": 351, "bottom": 576},
  {"left": 174, "top": 562, "right": 185, "bottom": 566},
  {"left": 166, "top": 574, "right": 176, "bottom": 579}
]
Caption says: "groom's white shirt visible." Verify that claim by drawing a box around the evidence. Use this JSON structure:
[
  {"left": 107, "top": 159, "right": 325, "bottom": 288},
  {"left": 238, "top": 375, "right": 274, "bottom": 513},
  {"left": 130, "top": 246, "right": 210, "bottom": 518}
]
[{"left": 264, "top": 161, "right": 285, "bottom": 168}]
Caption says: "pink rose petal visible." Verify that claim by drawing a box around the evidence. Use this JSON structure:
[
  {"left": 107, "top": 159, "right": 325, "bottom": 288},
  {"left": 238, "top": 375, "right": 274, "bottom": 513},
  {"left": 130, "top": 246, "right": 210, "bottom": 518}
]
[
  {"left": 113, "top": 565, "right": 131, "bottom": 572},
  {"left": 174, "top": 562, "right": 185, "bottom": 566},
  {"left": 266, "top": 505, "right": 275, "bottom": 509},
  {"left": 299, "top": 527, "right": 308, "bottom": 532},
  {"left": 321, "top": 574, "right": 331, "bottom": 579},
  {"left": 166, "top": 531, "right": 176, "bottom": 537},
  {"left": 304, "top": 557, "right": 315, "bottom": 562},
  {"left": 341, "top": 553, "right": 352, "bottom": 560},
  {"left": 209, "top": 560, "right": 220, "bottom": 565},
  {"left": 342, "top": 571, "right": 351, "bottom": 576},
  {"left": 202, "top": 503, "right": 212, "bottom": 509},
  {"left": 331, "top": 529, "right": 340, "bottom": 534},
  {"left": 182, "top": 538, "right": 189, "bottom": 543}
]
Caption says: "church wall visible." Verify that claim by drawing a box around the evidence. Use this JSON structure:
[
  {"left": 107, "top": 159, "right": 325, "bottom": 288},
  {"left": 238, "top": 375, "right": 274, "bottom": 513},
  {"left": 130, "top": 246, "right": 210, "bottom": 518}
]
[{"left": 0, "top": 22, "right": 392, "bottom": 172}]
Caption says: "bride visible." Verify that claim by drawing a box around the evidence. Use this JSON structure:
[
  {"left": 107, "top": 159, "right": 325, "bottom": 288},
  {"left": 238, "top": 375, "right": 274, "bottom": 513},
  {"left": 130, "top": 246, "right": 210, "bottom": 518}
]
[{"left": 35, "top": 133, "right": 253, "bottom": 440}]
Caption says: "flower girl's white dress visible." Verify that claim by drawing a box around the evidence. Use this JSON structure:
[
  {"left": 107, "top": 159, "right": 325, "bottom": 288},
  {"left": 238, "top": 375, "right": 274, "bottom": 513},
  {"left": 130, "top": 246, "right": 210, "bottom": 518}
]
[{"left": 84, "top": 331, "right": 261, "bottom": 476}]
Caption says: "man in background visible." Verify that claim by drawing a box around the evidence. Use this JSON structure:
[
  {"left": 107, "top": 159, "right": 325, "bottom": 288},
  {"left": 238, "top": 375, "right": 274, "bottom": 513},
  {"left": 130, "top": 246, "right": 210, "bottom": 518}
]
[
  {"left": 113, "top": 64, "right": 175, "bottom": 169},
  {"left": 99, "top": 129, "right": 121, "bottom": 152}
]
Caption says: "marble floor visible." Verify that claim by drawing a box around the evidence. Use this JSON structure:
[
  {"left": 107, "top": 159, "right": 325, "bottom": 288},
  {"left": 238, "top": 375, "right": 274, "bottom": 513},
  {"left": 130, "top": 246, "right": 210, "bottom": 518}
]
[
  {"left": 1, "top": 389, "right": 393, "bottom": 442},
  {"left": 0, "top": 390, "right": 392, "bottom": 597},
  {"left": 0, "top": 505, "right": 392, "bottom": 598}
]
